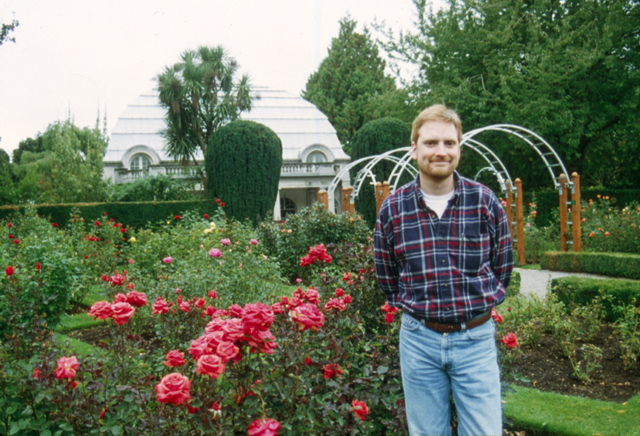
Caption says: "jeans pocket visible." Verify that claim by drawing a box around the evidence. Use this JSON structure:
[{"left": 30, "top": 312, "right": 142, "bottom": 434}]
[
  {"left": 401, "top": 313, "right": 421, "bottom": 332},
  {"left": 466, "top": 319, "right": 495, "bottom": 340}
]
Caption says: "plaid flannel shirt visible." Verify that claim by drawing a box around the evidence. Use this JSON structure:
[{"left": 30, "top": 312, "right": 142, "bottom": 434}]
[{"left": 374, "top": 173, "right": 513, "bottom": 323}]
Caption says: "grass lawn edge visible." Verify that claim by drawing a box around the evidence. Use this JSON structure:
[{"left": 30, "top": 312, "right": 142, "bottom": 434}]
[{"left": 503, "top": 385, "right": 640, "bottom": 436}]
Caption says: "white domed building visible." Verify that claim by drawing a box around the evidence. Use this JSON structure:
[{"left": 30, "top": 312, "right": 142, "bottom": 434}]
[{"left": 104, "top": 87, "right": 351, "bottom": 220}]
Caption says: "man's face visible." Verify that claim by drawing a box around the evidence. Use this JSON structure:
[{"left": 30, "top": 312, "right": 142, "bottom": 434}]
[{"left": 411, "top": 120, "right": 460, "bottom": 182}]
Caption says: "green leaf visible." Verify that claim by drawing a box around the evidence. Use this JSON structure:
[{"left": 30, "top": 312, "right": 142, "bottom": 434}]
[
  {"left": 377, "top": 365, "right": 389, "bottom": 374},
  {"left": 40, "top": 430, "right": 52, "bottom": 436},
  {"left": 109, "top": 425, "right": 123, "bottom": 436}
]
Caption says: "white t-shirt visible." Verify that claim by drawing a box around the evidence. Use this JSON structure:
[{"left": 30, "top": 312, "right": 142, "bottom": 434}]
[{"left": 421, "top": 189, "right": 455, "bottom": 218}]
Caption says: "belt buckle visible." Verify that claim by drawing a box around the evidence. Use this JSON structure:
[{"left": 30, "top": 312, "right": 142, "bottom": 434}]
[{"left": 445, "top": 324, "right": 455, "bottom": 333}]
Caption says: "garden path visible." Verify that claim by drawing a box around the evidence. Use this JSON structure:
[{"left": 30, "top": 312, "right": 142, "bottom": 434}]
[{"left": 514, "top": 268, "right": 631, "bottom": 299}]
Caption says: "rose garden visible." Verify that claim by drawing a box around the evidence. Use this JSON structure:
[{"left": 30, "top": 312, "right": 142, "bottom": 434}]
[{"left": 0, "top": 196, "right": 639, "bottom": 436}]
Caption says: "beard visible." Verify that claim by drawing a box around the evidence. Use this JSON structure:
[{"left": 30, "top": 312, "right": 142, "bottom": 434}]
[{"left": 418, "top": 157, "right": 459, "bottom": 181}]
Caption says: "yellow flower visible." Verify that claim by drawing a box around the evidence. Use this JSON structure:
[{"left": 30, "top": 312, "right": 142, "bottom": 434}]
[
  {"left": 204, "top": 228, "right": 212, "bottom": 234},
  {"left": 166, "top": 221, "right": 171, "bottom": 225},
  {"left": 129, "top": 237, "right": 137, "bottom": 243},
  {"left": 210, "top": 222, "right": 216, "bottom": 229}
]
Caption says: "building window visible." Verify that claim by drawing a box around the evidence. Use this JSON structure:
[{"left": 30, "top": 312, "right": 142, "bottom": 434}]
[
  {"left": 130, "top": 153, "right": 151, "bottom": 171},
  {"left": 280, "top": 197, "right": 296, "bottom": 219},
  {"left": 307, "top": 151, "right": 327, "bottom": 163}
]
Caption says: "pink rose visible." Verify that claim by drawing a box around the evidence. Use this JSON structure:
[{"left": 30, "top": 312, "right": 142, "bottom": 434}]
[
  {"left": 221, "top": 318, "right": 245, "bottom": 342},
  {"left": 271, "top": 302, "right": 285, "bottom": 314},
  {"left": 55, "top": 356, "right": 79, "bottom": 379},
  {"left": 491, "top": 308, "right": 504, "bottom": 323},
  {"left": 500, "top": 333, "right": 519, "bottom": 348},
  {"left": 152, "top": 297, "right": 170, "bottom": 315},
  {"left": 196, "top": 354, "right": 226, "bottom": 379},
  {"left": 113, "top": 293, "right": 127, "bottom": 303},
  {"left": 216, "top": 341, "right": 240, "bottom": 362},
  {"left": 163, "top": 257, "right": 173, "bottom": 264},
  {"left": 88, "top": 301, "right": 113, "bottom": 321},
  {"left": 155, "top": 373, "right": 191, "bottom": 405},
  {"left": 304, "top": 288, "right": 320, "bottom": 305},
  {"left": 126, "top": 291, "right": 147, "bottom": 307},
  {"left": 228, "top": 304, "right": 245, "bottom": 318},
  {"left": 109, "top": 273, "right": 126, "bottom": 286},
  {"left": 208, "top": 289, "right": 218, "bottom": 299},
  {"left": 209, "top": 248, "right": 222, "bottom": 258},
  {"left": 248, "top": 418, "right": 282, "bottom": 436},
  {"left": 164, "top": 350, "right": 187, "bottom": 367},
  {"left": 242, "top": 303, "right": 274, "bottom": 330},
  {"left": 250, "top": 239, "right": 258, "bottom": 245},
  {"left": 110, "top": 302, "right": 135, "bottom": 325},
  {"left": 291, "top": 303, "right": 325, "bottom": 331},
  {"left": 179, "top": 301, "right": 191, "bottom": 312},
  {"left": 342, "top": 294, "right": 352, "bottom": 304},
  {"left": 220, "top": 238, "right": 231, "bottom": 246}
]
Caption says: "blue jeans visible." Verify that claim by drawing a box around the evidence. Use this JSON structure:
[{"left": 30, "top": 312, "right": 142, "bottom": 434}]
[{"left": 399, "top": 313, "right": 502, "bottom": 436}]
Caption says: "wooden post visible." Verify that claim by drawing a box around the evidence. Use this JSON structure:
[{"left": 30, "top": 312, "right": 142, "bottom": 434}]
[
  {"left": 559, "top": 174, "right": 569, "bottom": 252},
  {"left": 514, "top": 178, "right": 525, "bottom": 265},
  {"left": 375, "top": 182, "right": 391, "bottom": 215},
  {"left": 342, "top": 186, "right": 354, "bottom": 214},
  {"left": 571, "top": 172, "right": 581, "bottom": 252},
  {"left": 505, "top": 180, "right": 515, "bottom": 239},
  {"left": 317, "top": 190, "right": 328, "bottom": 209}
]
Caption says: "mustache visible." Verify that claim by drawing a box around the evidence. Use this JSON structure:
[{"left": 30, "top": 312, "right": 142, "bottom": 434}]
[{"left": 429, "top": 158, "right": 453, "bottom": 162}]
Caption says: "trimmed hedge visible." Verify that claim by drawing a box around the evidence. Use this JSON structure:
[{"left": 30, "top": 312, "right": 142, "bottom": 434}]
[
  {"left": 550, "top": 276, "right": 640, "bottom": 322},
  {"left": 541, "top": 251, "right": 640, "bottom": 280},
  {"left": 0, "top": 200, "right": 219, "bottom": 229}
]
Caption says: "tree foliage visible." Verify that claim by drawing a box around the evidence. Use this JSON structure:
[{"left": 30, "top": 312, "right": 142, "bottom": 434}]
[
  {"left": 107, "top": 173, "right": 198, "bottom": 202},
  {"left": 9, "top": 120, "right": 109, "bottom": 204},
  {"left": 206, "top": 120, "right": 282, "bottom": 225},
  {"left": 350, "top": 117, "right": 412, "bottom": 227},
  {"left": 0, "top": 19, "right": 18, "bottom": 46},
  {"left": 380, "top": 0, "right": 640, "bottom": 189},
  {"left": 302, "top": 18, "right": 397, "bottom": 153},
  {"left": 156, "top": 46, "right": 254, "bottom": 189}
]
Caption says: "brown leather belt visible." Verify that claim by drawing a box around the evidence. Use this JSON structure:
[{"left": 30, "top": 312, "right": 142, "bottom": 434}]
[{"left": 407, "top": 310, "right": 492, "bottom": 334}]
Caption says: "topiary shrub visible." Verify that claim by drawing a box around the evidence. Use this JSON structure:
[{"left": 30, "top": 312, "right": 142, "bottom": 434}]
[
  {"left": 349, "top": 117, "right": 412, "bottom": 228},
  {"left": 206, "top": 120, "right": 282, "bottom": 226}
]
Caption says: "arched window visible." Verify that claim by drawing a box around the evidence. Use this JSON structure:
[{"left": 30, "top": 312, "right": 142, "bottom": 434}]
[
  {"left": 280, "top": 198, "right": 296, "bottom": 219},
  {"left": 306, "top": 151, "right": 327, "bottom": 163},
  {"left": 130, "top": 153, "right": 152, "bottom": 171}
]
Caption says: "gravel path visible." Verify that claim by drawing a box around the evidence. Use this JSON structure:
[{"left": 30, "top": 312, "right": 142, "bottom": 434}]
[{"left": 513, "top": 268, "right": 623, "bottom": 299}]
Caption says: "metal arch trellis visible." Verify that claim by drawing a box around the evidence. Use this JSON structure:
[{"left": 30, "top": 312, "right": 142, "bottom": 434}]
[
  {"left": 386, "top": 138, "right": 514, "bottom": 193},
  {"left": 463, "top": 124, "right": 571, "bottom": 193}
]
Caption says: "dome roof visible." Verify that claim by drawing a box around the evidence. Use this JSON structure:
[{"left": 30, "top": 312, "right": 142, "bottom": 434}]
[{"left": 106, "top": 86, "right": 348, "bottom": 163}]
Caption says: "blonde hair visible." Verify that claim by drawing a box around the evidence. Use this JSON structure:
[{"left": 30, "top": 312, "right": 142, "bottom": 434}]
[{"left": 411, "top": 104, "right": 462, "bottom": 144}]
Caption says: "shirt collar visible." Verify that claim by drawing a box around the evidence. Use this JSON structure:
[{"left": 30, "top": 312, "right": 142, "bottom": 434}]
[{"left": 413, "top": 171, "right": 463, "bottom": 204}]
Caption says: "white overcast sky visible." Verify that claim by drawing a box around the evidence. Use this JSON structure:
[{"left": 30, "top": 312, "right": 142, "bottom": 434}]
[{"left": 0, "top": 0, "right": 441, "bottom": 157}]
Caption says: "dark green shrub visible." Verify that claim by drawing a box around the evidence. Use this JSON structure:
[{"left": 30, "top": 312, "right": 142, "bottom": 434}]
[
  {"left": 541, "top": 251, "right": 640, "bottom": 280},
  {"left": 550, "top": 276, "right": 640, "bottom": 322},
  {"left": 350, "top": 117, "right": 412, "bottom": 228},
  {"left": 206, "top": 120, "right": 282, "bottom": 226},
  {"left": 257, "top": 204, "right": 371, "bottom": 282},
  {"left": 107, "top": 173, "right": 198, "bottom": 202}
]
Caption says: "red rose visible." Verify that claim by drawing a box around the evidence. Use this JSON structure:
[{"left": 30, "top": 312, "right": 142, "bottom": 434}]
[
  {"left": 55, "top": 356, "right": 79, "bottom": 379},
  {"left": 335, "top": 288, "right": 344, "bottom": 297},
  {"left": 287, "top": 296, "right": 302, "bottom": 310},
  {"left": 205, "top": 318, "right": 226, "bottom": 335},
  {"left": 385, "top": 313, "right": 395, "bottom": 323},
  {"left": 220, "top": 202, "right": 225, "bottom": 207},
  {"left": 189, "top": 332, "right": 224, "bottom": 359},
  {"left": 174, "top": 215, "right": 181, "bottom": 220},
  {"left": 120, "top": 228, "right": 126, "bottom": 233},
  {"left": 271, "top": 302, "right": 285, "bottom": 314},
  {"left": 323, "top": 363, "right": 343, "bottom": 379},
  {"left": 88, "top": 301, "right": 113, "bottom": 321},
  {"left": 342, "top": 272, "right": 352, "bottom": 281},
  {"left": 216, "top": 341, "right": 240, "bottom": 362},
  {"left": 109, "top": 273, "right": 126, "bottom": 286},
  {"left": 152, "top": 297, "right": 170, "bottom": 315},
  {"left": 242, "top": 302, "right": 274, "bottom": 330},
  {"left": 155, "top": 373, "right": 191, "bottom": 405},
  {"left": 491, "top": 308, "right": 504, "bottom": 323},
  {"left": 164, "top": 350, "right": 187, "bottom": 367},
  {"left": 351, "top": 400, "right": 370, "bottom": 421},
  {"left": 52, "top": 223, "right": 58, "bottom": 227},
  {"left": 114, "top": 293, "right": 127, "bottom": 303},
  {"left": 203, "top": 214, "right": 209, "bottom": 219},
  {"left": 5, "top": 266, "right": 14, "bottom": 276},
  {"left": 381, "top": 303, "right": 398, "bottom": 314},
  {"left": 95, "top": 221, "right": 101, "bottom": 227},
  {"left": 248, "top": 418, "right": 281, "bottom": 436},
  {"left": 304, "top": 288, "right": 320, "bottom": 305},
  {"left": 324, "top": 298, "right": 346, "bottom": 312},
  {"left": 342, "top": 294, "right": 352, "bottom": 304},
  {"left": 299, "top": 254, "right": 315, "bottom": 267},
  {"left": 228, "top": 304, "right": 245, "bottom": 318},
  {"left": 196, "top": 354, "right": 226, "bottom": 379},
  {"left": 216, "top": 198, "right": 221, "bottom": 204},
  {"left": 33, "top": 368, "right": 42, "bottom": 379},
  {"left": 305, "top": 356, "right": 312, "bottom": 365},
  {"left": 208, "top": 289, "right": 217, "bottom": 299},
  {"left": 84, "top": 255, "right": 89, "bottom": 259},
  {"left": 7, "top": 223, "right": 12, "bottom": 228},
  {"left": 35, "top": 262, "right": 41, "bottom": 270},
  {"left": 13, "top": 239, "right": 19, "bottom": 244},
  {"left": 291, "top": 303, "right": 324, "bottom": 331},
  {"left": 500, "top": 333, "right": 519, "bottom": 348},
  {"left": 179, "top": 301, "right": 191, "bottom": 312},
  {"left": 221, "top": 318, "right": 245, "bottom": 341},
  {"left": 194, "top": 297, "right": 206, "bottom": 309},
  {"left": 125, "top": 291, "right": 147, "bottom": 307},
  {"left": 110, "top": 302, "right": 135, "bottom": 325},
  {"left": 101, "top": 274, "right": 108, "bottom": 281}
]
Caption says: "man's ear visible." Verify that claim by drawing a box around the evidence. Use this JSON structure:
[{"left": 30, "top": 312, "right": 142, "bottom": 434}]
[{"left": 410, "top": 142, "right": 417, "bottom": 160}]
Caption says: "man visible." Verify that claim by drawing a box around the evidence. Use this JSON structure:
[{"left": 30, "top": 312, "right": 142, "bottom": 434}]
[{"left": 374, "top": 104, "right": 513, "bottom": 436}]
